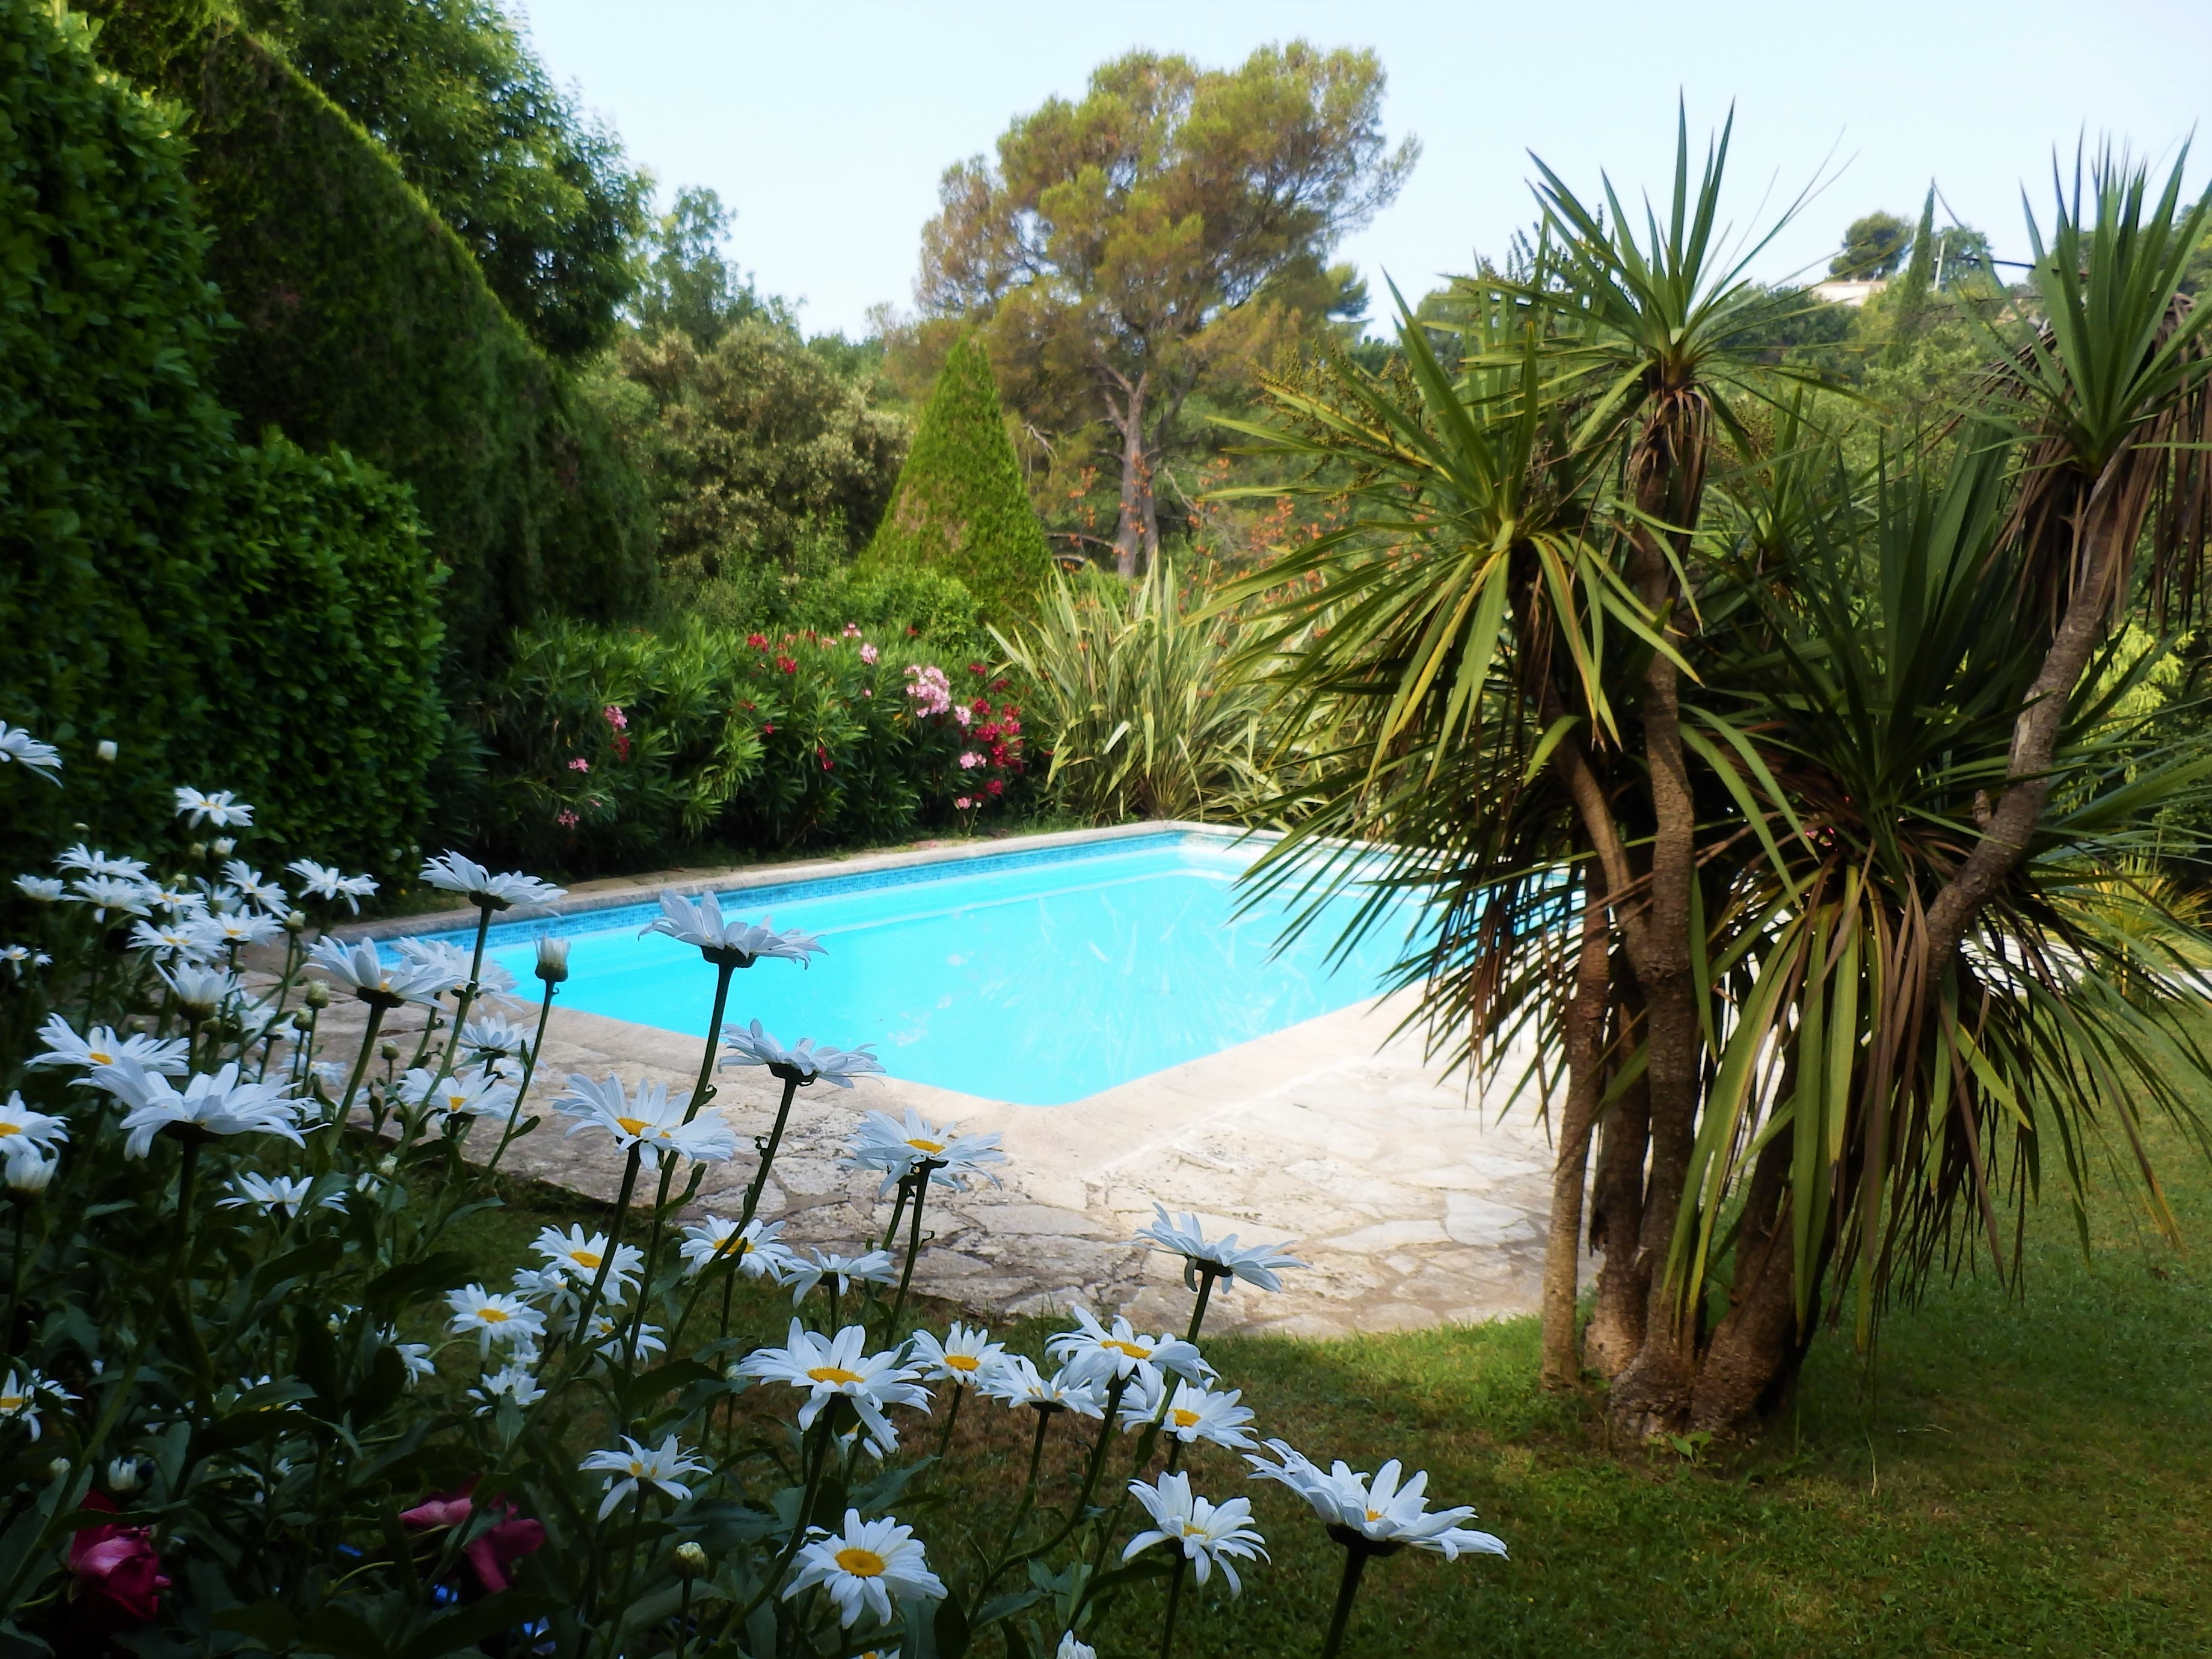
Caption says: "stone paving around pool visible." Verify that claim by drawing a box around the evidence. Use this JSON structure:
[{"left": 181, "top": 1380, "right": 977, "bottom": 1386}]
[{"left": 320, "top": 827, "right": 1564, "bottom": 1340}]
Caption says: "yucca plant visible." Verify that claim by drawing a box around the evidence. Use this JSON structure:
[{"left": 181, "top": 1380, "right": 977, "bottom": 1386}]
[
  {"left": 992, "top": 561, "right": 1277, "bottom": 825},
  {"left": 1223, "top": 128, "right": 2212, "bottom": 1435}
]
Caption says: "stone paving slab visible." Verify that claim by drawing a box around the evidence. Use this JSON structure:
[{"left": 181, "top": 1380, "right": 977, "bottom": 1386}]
[{"left": 318, "top": 980, "right": 1559, "bottom": 1340}]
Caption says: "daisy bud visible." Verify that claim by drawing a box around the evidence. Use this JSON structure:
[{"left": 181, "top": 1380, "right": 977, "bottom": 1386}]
[
  {"left": 672, "top": 1540, "right": 708, "bottom": 1576},
  {"left": 284, "top": 910, "right": 309, "bottom": 935},
  {"left": 47, "top": 1459, "right": 69, "bottom": 1482},
  {"left": 535, "top": 935, "right": 570, "bottom": 984},
  {"left": 7, "top": 1155, "right": 57, "bottom": 1196},
  {"left": 212, "top": 838, "right": 235, "bottom": 857},
  {"left": 107, "top": 1457, "right": 142, "bottom": 1492},
  {"left": 95, "top": 740, "right": 118, "bottom": 763},
  {"left": 379, "top": 1041, "right": 400, "bottom": 1062},
  {"left": 376, "top": 1155, "right": 398, "bottom": 1177},
  {"left": 302, "top": 979, "right": 331, "bottom": 1010},
  {"left": 188, "top": 842, "right": 208, "bottom": 862}
]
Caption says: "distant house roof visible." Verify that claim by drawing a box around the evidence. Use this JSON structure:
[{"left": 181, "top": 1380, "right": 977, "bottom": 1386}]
[{"left": 1809, "top": 278, "right": 1888, "bottom": 307}]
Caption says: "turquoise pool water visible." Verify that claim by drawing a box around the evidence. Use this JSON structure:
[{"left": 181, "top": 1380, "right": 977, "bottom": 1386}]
[{"left": 420, "top": 833, "right": 1418, "bottom": 1106}]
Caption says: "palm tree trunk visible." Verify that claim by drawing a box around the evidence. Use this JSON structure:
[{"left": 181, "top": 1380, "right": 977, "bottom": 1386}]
[
  {"left": 1582, "top": 993, "right": 1649, "bottom": 1379},
  {"left": 1540, "top": 868, "right": 1614, "bottom": 1387},
  {"left": 1688, "top": 1118, "right": 1808, "bottom": 1431},
  {"left": 1102, "top": 364, "right": 1151, "bottom": 581}
]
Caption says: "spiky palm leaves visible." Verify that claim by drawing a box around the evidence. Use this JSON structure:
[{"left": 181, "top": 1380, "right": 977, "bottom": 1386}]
[{"left": 1223, "top": 137, "right": 2212, "bottom": 1433}]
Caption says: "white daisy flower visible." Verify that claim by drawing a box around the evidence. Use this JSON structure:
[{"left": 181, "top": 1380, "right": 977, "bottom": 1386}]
[
  {"left": 1245, "top": 1439, "right": 1507, "bottom": 1560},
  {"left": 0, "top": 1094, "right": 68, "bottom": 1165},
  {"left": 720, "top": 1020, "right": 883, "bottom": 1088},
  {"left": 979, "top": 1356, "right": 1105, "bottom": 1420},
  {"left": 469, "top": 1364, "right": 546, "bottom": 1414},
  {"left": 1055, "top": 1636, "right": 1096, "bottom": 1659},
  {"left": 736, "top": 1320, "right": 931, "bottom": 1447},
  {"left": 0, "top": 944, "right": 52, "bottom": 976},
  {"left": 579, "top": 1433, "right": 706, "bottom": 1518},
  {"left": 5, "top": 1151, "right": 57, "bottom": 1195},
  {"left": 784, "top": 1509, "right": 945, "bottom": 1629},
  {"left": 29, "top": 1015, "right": 189, "bottom": 1077},
  {"left": 158, "top": 961, "right": 244, "bottom": 1018},
  {"left": 1047, "top": 1307, "right": 1209, "bottom": 1392},
  {"left": 779, "top": 1247, "right": 896, "bottom": 1306},
  {"left": 840, "top": 1107, "right": 1006, "bottom": 1196},
  {"left": 0, "top": 722, "right": 61, "bottom": 781},
  {"left": 173, "top": 787, "right": 254, "bottom": 828},
  {"left": 532, "top": 1225, "right": 644, "bottom": 1297},
  {"left": 286, "top": 860, "right": 379, "bottom": 913},
  {"left": 510, "top": 1263, "right": 590, "bottom": 1325},
  {"left": 677, "top": 1214, "right": 794, "bottom": 1279},
  {"left": 553, "top": 1074, "right": 736, "bottom": 1166},
  {"left": 144, "top": 880, "right": 206, "bottom": 919},
  {"left": 220, "top": 1172, "right": 324, "bottom": 1217},
  {"left": 191, "top": 909, "right": 281, "bottom": 951},
  {"left": 13, "top": 876, "right": 64, "bottom": 903},
  {"left": 1119, "top": 1374, "right": 1257, "bottom": 1449},
  {"left": 219, "top": 860, "right": 290, "bottom": 914},
  {"left": 0, "top": 1367, "right": 73, "bottom": 1439},
  {"left": 398, "top": 1066, "right": 517, "bottom": 1125},
  {"left": 459, "top": 1012, "right": 535, "bottom": 1063},
  {"left": 304, "top": 938, "right": 447, "bottom": 1009},
  {"left": 55, "top": 845, "right": 146, "bottom": 879},
  {"left": 1136, "top": 1204, "right": 1306, "bottom": 1293},
  {"left": 393, "top": 1342, "right": 437, "bottom": 1384},
  {"left": 419, "top": 852, "right": 566, "bottom": 913},
  {"left": 642, "top": 892, "right": 823, "bottom": 966},
  {"left": 444, "top": 1284, "right": 548, "bottom": 1353},
  {"left": 906, "top": 1323, "right": 1007, "bottom": 1389},
  {"left": 395, "top": 938, "right": 518, "bottom": 1000},
  {"left": 91, "top": 1059, "right": 304, "bottom": 1159},
  {"left": 127, "top": 919, "right": 210, "bottom": 963},
  {"left": 1122, "top": 1473, "right": 1268, "bottom": 1594},
  {"left": 66, "top": 875, "right": 152, "bottom": 921}
]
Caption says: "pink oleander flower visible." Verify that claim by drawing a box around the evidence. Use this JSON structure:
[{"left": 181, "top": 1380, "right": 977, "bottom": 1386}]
[
  {"left": 861, "top": 643, "right": 879, "bottom": 665},
  {"left": 603, "top": 704, "right": 628, "bottom": 731},
  {"left": 69, "top": 1495, "right": 169, "bottom": 1625},
  {"left": 842, "top": 623, "right": 862, "bottom": 638},
  {"left": 568, "top": 757, "right": 590, "bottom": 772},
  {"left": 556, "top": 810, "right": 580, "bottom": 828},
  {"left": 400, "top": 1483, "right": 547, "bottom": 1593},
  {"left": 959, "top": 752, "right": 983, "bottom": 770}
]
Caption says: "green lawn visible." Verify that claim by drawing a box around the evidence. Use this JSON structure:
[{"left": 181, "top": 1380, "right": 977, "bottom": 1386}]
[{"left": 445, "top": 1138, "right": 2212, "bottom": 1657}]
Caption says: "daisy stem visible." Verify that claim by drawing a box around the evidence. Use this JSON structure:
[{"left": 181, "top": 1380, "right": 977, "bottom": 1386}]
[
  {"left": 884, "top": 1161, "right": 941, "bottom": 1336},
  {"left": 336, "top": 1002, "right": 388, "bottom": 1124},
  {"left": 731, "top": 1401, "right": 841, "bottom": 1634},
  {"left": 1157, "top": 1553, "right": 1190, "bottom": 1659},
  {"left": 481, "top": 976, "right": 556, "bottom": 1181},
  {"left": 736, "top": 1074, "right": 802, "bottom": 1231},
  {"left": 628, "top": 961, "right": 738, "bottom": 1362},
  {"left": 933, "top": 1380, "right": 964, "bottom": 1462},
  {"left": 1184, "top": 1268, "right": 1221, "bottom": 1347},
  {"left": 877, "top": 1183, "right": 911, "bottom": 1254},
  {"left": 431, "top": 903, "right": 494, "bottom": 1085},
  {"left": 564, "top": 1145, "right": 642, "bottom": 1378},
  {"left": 1319, "top": 1542, "right": 1374, "bottom": 1659}
]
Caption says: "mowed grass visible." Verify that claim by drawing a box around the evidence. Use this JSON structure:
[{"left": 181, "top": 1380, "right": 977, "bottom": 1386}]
[{"left": 441, "top": 1134, "right": 2212, "bottom": 1658}]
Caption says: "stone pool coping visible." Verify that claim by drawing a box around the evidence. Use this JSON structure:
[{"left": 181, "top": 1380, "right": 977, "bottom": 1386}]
[{"left": 321, "top": 822, "right": 1559, "bottom": 1337}]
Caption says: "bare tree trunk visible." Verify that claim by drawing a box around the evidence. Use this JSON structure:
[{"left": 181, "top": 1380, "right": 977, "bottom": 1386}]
[
  {"left": 1101, "top": 365, "right": 1151, "bottom": 581},
  {"left": 1582, "top": 991, "right": 1649, "bottom": 1379},
  {"left": 1688, "top": 1119, "right": 1805, "bottom": 1432},
  {"left": 1540, "top": 869, "right": 1613, "bottom": 1388}
]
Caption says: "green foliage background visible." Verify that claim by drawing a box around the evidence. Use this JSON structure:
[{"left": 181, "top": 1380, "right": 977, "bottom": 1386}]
[
  {"left": 0, "top": 0, "right": 442, "bottom": 881},
  {"left": 862, "top": 336, "right": 1052, "bottom": 614}
]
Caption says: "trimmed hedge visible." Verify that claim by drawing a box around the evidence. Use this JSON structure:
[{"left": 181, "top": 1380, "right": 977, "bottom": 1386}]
[
  {"left": 861, "top": 334, "right": 1051, "bottom": 615},
  {"left": 0, "top": 0, "right": 442, "bottom": 882}
]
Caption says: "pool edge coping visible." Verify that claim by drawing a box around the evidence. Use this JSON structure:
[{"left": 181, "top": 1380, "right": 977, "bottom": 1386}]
[{"left": 336, "top": 819, "right": 1268, "bottom": 943}]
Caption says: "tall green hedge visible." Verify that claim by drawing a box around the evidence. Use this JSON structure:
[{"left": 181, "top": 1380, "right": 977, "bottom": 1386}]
[
  {"left": 861, "top": 335, "right": 1050, "bottom": 615},
  {"left": 0, "top": 0, "right": 441, "bottom": 881}
]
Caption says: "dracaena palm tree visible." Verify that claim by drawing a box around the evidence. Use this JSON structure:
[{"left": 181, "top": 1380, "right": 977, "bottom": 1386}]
[{"left": 1223, "top": 132, "right": 2212, "bottom": 1435}]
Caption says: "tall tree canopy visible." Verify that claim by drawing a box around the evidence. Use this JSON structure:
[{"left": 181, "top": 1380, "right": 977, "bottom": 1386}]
[
  {"left": 238, "top": 0, "right": 651, "bottom": 359},
  {"left": 910, "top": 42, "right": 1415, "bottom": 577},
  {"left": 1830, "top": 209, "right": 1913, "bottom": 279}
]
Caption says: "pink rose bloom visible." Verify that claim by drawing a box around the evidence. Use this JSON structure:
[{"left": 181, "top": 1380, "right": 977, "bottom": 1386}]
[
  {"left": 401, "top": 1485, "right": 547, "bottom": 1593},
  {"left": 70, "top": 1495, "right": 169, "bottom": 1625}
]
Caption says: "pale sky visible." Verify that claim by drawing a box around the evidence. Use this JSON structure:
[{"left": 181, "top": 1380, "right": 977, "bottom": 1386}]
[{"left": 514, "top": 0, "right": 2212, "bottom": 340}]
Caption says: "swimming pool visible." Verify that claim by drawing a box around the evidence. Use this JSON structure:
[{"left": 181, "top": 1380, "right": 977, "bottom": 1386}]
[{"left": 417, "top": 831, "right": 1421, "bottom": 1106}]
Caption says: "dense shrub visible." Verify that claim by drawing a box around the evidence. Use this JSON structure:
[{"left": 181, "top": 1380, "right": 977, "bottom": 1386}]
[
  {"left": 861, "top": 335, "right": 1052, "bottom": 616},
  {"left": 82, "top": 7, "right": 656, "bottom": 672},
  {"left": 481, "top": 621, "right": 1025, "bottom": 869},
  {"left": 0, "top": 1, "right": 443, "bottom": 885}
]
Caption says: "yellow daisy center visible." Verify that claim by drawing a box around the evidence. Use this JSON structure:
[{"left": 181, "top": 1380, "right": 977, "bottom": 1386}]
[
  {"left": 835, "top": 1546, "right": 888, "bottom": 1577},
  {"left": 615, "top": 1116, "right": 650, "bottom": 1136},
  {"left": 945, "top": 1354, "right": 981, "bottom": 1373},
  {"left": 478, "top": 1308, "right": 510, "bottom": 1324},
  {"left": 568, "top": 1249, "right": 603, "bottom": 1269},
  {"left": 807, "top": 1365, "right": 864, "bottom": 1386},
  {"left": 88, "top": 1049, "right": 112, "bottom": 1065},
  {"left": 0, "top": 1125, "right": 17, "bottom": 1137},
  {"left": 1181, "top": 1521, "right": 1208, "bottom": 1537},
  {"left": 1366, "top": 1509, "right": 1383, "bottom": 1522},
  {"left": 1104, "top": 1340, "right": 1150, "bottom": 1359},
  {"left": 906, "top": 1137, "right": 945, "bottom": 1154},
  {"left": 627, "top": 1460, "right": 645, "bottom": 1477},
  {"left": 0, "top": 1394, "right": 23, "bottom": 1411},
  {"left": 1171, "top": 1408, "right": 1202, "bottom": 1429}
]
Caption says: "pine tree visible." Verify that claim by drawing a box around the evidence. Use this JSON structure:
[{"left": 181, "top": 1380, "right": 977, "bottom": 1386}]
[{"left": 861, "top": 336, "right": 1049, "bottom": 615}]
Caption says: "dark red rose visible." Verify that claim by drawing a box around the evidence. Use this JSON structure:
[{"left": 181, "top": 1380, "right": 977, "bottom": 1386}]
[{"left": 69, "top": 1494, "right": 168, "bottom": 1625}]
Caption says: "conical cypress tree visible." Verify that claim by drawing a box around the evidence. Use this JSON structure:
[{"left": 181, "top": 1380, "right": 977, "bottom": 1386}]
[{"left": 862, "top": 336, "right": 1049, "bottom": 614}]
